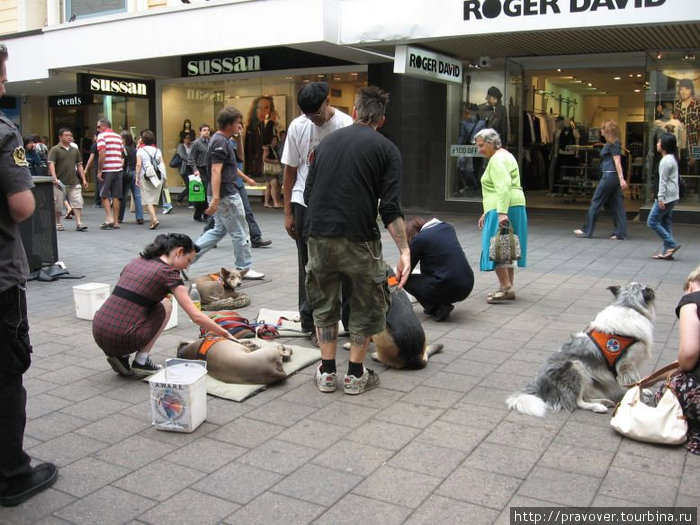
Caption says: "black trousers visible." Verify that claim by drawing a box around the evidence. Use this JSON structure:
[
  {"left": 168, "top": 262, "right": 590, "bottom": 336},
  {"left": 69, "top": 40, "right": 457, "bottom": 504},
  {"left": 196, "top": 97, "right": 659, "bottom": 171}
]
[
  {"left": 404, "top": 274, "right": 473, "bottom": 314},
  {"left": 0, "top": 285, "right": 33, "bottom": 480},
  {"left": 294, "top": 203, "right": 350, "bottom": 332},
  {"left": 193, "top": 165, "right": 209, "bottom": 220}
]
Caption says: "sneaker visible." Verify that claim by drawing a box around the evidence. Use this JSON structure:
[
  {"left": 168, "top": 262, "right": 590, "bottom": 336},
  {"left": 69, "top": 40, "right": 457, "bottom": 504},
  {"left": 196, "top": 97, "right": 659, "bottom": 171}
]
[
  {"left": 130, "top": 356, "right": 162, "bottom": 376},
  {"left": 315, "top": 364, "right": 337, "bottom": 393},
  {"left": 161, "top": 207, "right": 173, "bottom": 215},
  {"left": 0, "top": 463, "right": 58, "bottom": 507},
  {"left": 106, "top": 355, "right": 133, "bottom": 376},
  {"left": 251, "top": 239, "right": 272, "bottom": 248},
  {"left": 344, "top": 368, "right": 380, "bottom": 395},
  {"left": 242, "top": 269, "right": 265, "bottom": 280}
]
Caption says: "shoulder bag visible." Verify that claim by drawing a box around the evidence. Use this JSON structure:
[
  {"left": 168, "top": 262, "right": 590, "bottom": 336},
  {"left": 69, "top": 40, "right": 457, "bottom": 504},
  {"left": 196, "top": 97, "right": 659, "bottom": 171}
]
[
  {"left": 610, "top": 361, "right": 687, "bottom": 445},
  {"left": 169, "top": 151, "right": 183, "bottom": 169},
  {"left": 488, "top": 225, "right": 521, "bottom": 263}
]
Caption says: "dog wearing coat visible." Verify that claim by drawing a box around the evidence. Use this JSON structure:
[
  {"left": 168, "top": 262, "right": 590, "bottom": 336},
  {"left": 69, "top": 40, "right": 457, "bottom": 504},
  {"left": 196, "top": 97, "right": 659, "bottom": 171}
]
[
  {"left": 192, "top": 268, "right": 250, "bottom": 310},
  {"left": 177, "top": 338, "right": 289, "bottom": 385},
  {"left": 506, "top": 282, "right": 655, "bottom": 417}
]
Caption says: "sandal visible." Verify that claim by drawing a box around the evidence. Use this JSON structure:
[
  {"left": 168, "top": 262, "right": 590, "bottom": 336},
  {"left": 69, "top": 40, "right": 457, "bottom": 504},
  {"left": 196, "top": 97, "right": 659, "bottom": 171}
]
[
  {"left": 487, "top": 287, "right": 516, "bottom": 304},
  {"left": 56, "top": 224, "right": 65, "bottom": 231},
  {"left": 665, "top": 244, "right": 682, "bottom": 257},
  {"left": 149, "top": 221, "right": 159, "bottom": 230},
  {"left": 100, "top": 222, "right": 114, "bottom": 230},
  {"left": 64, "top": 210, "right": 74, "bottom": 220}
]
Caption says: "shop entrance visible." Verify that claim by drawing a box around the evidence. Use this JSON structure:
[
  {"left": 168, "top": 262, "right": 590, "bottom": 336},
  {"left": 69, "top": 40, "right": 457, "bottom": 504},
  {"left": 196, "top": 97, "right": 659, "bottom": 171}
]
[{"left": 519, "top": 60, "right": 647, "bottom": 212}]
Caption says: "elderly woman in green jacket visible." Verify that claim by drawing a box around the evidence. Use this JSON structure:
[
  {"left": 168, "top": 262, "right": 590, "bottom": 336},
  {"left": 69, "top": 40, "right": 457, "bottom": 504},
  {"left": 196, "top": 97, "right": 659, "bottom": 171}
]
[{"left": 475, "top": 128, "right": 528, "bottom": 304}]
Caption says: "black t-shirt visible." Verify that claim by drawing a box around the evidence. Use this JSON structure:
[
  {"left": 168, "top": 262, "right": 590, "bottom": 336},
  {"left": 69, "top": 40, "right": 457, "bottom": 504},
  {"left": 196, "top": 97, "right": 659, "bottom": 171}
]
[
  {"left": 0, "top": 114, "right": 35, "bottom": 291},
  {"left": 304, "top": 124, "right": 403, "bottom": 241},
  {"left": 207, "top": 132, "right": 238, "bottom": 197},
  {"left": 676, "top": 290, "right": 700, "bottom": 381}
]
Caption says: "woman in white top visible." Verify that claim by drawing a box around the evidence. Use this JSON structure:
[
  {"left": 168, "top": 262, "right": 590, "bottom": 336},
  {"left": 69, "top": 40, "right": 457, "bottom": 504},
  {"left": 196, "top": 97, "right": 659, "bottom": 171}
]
[
  {"left": 647, "top": 132, "right": 681, "bottom": 260},
  {"left": 135, "top": 130, "right": 164, "bottom": 230}
]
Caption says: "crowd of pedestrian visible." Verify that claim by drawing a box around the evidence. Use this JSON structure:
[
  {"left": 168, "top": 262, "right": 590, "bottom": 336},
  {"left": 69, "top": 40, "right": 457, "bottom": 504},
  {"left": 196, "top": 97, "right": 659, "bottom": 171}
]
[{"left": 1, "top": 34, "right": 697, "bottom": 511}]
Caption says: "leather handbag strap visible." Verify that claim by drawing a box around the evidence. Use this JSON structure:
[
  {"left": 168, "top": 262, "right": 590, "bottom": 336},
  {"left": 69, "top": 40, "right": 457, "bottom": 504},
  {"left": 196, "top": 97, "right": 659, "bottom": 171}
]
[{"left": 625, "top": 361, "right": 680, "bottom": 388}]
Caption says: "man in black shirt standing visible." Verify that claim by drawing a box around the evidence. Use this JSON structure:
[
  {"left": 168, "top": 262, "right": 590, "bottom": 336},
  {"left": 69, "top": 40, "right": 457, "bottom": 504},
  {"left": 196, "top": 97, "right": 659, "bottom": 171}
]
[
  {"left": 193, "top": 107, "right": 264, "bottom": 279},
  {"left": 304, "top": 86, "right": 410, "bottom": 395}
]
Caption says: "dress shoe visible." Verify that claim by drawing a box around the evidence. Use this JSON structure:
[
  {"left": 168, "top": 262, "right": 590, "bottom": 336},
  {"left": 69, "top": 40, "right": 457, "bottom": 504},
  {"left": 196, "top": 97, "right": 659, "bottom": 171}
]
[
  {"left": 0, "top": 463, "right": 58, "bottom": 507},
  {"left": 251, "top": 239, "right": 272, "bottom": 248}
]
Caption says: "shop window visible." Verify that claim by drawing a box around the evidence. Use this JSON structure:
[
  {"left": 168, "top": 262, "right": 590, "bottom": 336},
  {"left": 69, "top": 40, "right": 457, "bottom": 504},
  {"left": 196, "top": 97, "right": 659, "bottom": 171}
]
[
  {"left": 646, "top": 50, "right": 700, "bottom": 210},
  {"left": 446, "top": 69, "right": 509, "bottom": 201},
  {"left": 159, "top": 71, "right": 367, "bottom": 183},
  {"left": 66, "top": 0, "right": 126, "bottom": 21}
]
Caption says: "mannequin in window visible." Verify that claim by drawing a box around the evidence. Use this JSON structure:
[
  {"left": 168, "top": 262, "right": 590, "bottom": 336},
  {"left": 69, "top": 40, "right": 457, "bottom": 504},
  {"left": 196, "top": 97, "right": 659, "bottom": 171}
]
[
  {"left": 551, "top": 116, "right": 579, "bottom": 192},
  {"left": 674, "top": 79, "right": 699, "bottom": 174},
  {"left": 478, "top": 86, "right": 507, "bottom": 145},
  {"left": 178, "top": 119, "right": 193, "bottom": 143},
  {"left": 244, "top": 96, "right": 277, "bottom": 179},
  {"left": 457, "top": 102, "right": 485, "bottom": 193},
  {"left": 648, "top": 102, "right": 686, "bottom": 191}
]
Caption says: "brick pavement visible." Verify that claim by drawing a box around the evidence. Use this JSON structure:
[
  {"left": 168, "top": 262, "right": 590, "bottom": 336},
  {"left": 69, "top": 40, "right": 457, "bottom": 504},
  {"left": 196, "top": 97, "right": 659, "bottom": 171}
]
[{"left": 1, "top": 201, "right": 699, "bottom": 525}]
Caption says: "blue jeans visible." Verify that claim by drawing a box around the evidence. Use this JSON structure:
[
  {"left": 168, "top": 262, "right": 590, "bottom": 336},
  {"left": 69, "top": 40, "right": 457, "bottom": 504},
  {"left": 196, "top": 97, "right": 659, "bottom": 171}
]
[
  {"left": 646, "top": 199, "right": 677, "bottom": 251},
  {"left": 118, "top": 170, "right": 144, "bottom": 223},
  {"left": 194, "top": 193, "right": 252, "bottom": 270},
  {"left": 581, "top": 173, "right": 627, "bottom": 238}
]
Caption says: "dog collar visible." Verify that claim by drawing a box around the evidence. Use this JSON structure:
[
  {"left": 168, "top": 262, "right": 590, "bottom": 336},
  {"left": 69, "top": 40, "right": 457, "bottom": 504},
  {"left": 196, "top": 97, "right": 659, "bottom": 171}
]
[
  {"left": 586, "top": 328, "right": 639, "bottom": 372},
  {"left": 208, "top": 273, "right": 224, "bottom": 286}
]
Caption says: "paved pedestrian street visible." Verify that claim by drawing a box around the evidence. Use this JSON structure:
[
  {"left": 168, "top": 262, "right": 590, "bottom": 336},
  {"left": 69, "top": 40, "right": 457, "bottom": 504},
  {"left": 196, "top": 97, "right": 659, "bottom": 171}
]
[{"left": 2, "top": 203, "right": 699, "bottom": 525}]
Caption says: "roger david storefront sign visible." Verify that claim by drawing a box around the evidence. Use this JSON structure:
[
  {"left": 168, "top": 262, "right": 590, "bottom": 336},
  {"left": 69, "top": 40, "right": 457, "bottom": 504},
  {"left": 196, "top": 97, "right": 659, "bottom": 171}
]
[{"left": 394, "top": 45, "right": 463, "bottom": 85}]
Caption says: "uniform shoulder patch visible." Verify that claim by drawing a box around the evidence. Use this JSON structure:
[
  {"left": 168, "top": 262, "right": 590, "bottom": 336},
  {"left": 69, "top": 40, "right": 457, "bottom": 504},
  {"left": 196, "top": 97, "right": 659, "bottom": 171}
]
[{"left": 13, "top": 146, "right": 29, "bottom": 167}]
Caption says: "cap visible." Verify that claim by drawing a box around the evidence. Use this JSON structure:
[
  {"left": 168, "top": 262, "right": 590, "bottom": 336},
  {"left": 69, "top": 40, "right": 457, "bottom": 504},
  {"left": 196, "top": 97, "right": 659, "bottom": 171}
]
[
  {"left": 679, "top": 78, "right": 694, "bottom": 90},
  {"left": 297, "top": 82, "right": 329, "bottom": 113},
  {"left": 486, "top": 86, "right": 502, "bottom": 99}
]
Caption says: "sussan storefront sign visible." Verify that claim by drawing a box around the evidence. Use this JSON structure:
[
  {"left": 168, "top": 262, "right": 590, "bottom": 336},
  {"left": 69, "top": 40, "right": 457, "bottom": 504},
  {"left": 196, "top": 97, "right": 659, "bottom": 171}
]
[
  {"left": 394, "top": 46, "right": 462, "bottom": 85},
  {"left": 78, "top": 74, "right": 152, "bottom": 99}
]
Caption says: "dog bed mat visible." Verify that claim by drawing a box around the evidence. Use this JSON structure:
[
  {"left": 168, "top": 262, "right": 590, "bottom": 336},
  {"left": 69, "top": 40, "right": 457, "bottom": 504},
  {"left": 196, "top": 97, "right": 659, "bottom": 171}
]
[{"left": 205, "top": 342, "right": 319, "bottom": 402}]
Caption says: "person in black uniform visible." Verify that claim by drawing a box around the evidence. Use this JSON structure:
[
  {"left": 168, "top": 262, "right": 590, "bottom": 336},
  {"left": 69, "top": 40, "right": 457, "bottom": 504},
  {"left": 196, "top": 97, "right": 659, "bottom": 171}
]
[
  {"left": 403, "top": 216, "right": 474, "bottom": 322},
  {"left": 0, "top": 43, "right": 59, "bottom": 507}
]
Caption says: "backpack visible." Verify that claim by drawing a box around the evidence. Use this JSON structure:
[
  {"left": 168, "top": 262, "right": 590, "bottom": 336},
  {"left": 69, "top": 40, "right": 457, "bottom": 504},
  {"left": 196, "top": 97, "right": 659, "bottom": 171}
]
[{"left": 144, "top": 149, "right": 163, "bottom": 181}]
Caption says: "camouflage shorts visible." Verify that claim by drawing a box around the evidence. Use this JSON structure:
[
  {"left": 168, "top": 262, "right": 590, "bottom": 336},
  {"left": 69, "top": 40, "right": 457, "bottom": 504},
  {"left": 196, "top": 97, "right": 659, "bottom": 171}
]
[{"left": 306, "top": 237, "right": 390, "bottom": 337}]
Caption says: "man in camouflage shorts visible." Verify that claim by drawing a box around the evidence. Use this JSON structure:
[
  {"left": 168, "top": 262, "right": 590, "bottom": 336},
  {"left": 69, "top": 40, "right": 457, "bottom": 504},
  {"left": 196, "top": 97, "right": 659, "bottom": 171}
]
[{"left": 303, "top": 86, "right": 410, "bottom": 395}]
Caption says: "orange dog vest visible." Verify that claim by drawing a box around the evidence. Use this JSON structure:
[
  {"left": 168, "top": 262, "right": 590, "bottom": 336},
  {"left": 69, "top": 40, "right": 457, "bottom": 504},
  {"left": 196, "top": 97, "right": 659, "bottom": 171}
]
[
  {"left": 586, "top": 329, "right": 638, "bottom": 371},
  {"left": 196, "top": 334, "right": 227, "bottom": 361}
]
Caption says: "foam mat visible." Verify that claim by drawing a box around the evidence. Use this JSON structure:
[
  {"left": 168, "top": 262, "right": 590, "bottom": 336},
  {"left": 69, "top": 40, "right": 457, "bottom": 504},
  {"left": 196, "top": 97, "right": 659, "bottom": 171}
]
[{"left": 205, "top": 342, "right": 319, "bottom": 402}]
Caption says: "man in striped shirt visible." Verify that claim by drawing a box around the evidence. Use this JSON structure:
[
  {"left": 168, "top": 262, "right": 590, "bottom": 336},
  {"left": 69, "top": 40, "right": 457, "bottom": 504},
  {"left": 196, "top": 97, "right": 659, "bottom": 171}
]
[{"left": 96, "top": 118, "right": 124, "bottom": 229}]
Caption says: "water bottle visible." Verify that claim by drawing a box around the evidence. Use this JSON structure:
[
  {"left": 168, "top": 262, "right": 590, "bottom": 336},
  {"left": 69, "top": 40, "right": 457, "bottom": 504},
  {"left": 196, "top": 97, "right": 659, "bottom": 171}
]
[{"left": 189, "top": 283, "right": 201, "bottom": 311}]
